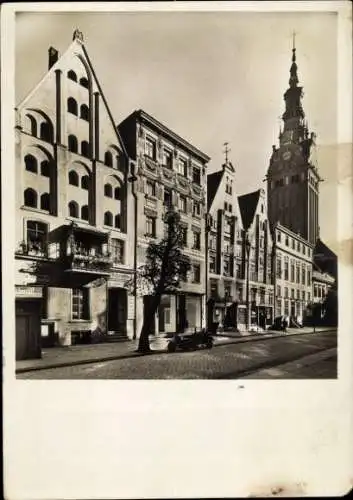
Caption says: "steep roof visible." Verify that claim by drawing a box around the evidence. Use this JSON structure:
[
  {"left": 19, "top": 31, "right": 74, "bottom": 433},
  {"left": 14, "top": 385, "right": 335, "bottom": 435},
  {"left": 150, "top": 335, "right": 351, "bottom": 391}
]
[
  {"left": 207, "top": 170, "right": 224, "bottom": 211},
  {"left": 238, "top": 189, "right": 261, "bottom": 231}
]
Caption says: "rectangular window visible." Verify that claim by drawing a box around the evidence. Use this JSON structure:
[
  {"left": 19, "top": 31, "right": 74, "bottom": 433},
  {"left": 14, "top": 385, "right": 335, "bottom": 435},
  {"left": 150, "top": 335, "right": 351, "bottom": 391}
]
[
  {"left": 307, "top": 292, "right": 311, "bottom": 302},
  {"left": 209, "top": 254, "right": 216, "bottom": 273},
  {"left": 145, "top": 137, "right": 156, "bottom": 160},
  {"left": 276, "top": 256, "right": 282, "bottom": 278},
  {"left": 284, "top": 300, "right": 289, "bottom": 316},
  {"left": 291, "top": 288, "right": 295, "bottom": 299},
  {"left": 179, "top": 195, "right": 187, "bottom": 213},
  {"left": 284, "top": 258, "right": 289, "bottom": 280},
  {"left": 72, "top": 288, "right": 89, "bottom": 320},
  {"left": 164, "top": 188, "right": 172, "bottom": 207},
  {"left": 193, "top": 231, "right": 201, "bottom": 250},
  {"left": 224, "top": 256, "right": 231, "bottom": 276},
  {"left": 302, "top": 291, "right": 306, "bottom": 301},
  {"left": 178, "top": 157, "right": 188, "bottom": 177},
  {"left": 276, "top": 285, "right": 281, "bottom": 297},
  {"left": 284, "top": 287, "right": 288, "bottom": 298},
  {"left": 146, "top": 180, "right": 156, "bottom": 197},
  {"left": 277, "top": 232, "right": 281, "bottom": 243},
  {"left": 162, "top": 148, "right": 173, "bottom": 168},
  {"left": 192, "top": 166, "right": 201, "bottom": 185},
  {"left": 192, "top": 264, "right": 201, "bottom": 283},
  {"left": 302, "top": 266, "right": 306, "bottom": 284},
  {"left": 146, "top": 216, "right": 156, "bottom": 237},
  {"left": 111, "top": 239, "right": 124, "bottom": 265},
  {"left": 307, "top": 268, "right": 312, "bottom": 286},
  {"left": 180, "top": 226, "right": 188, "bottom": 247},
  {"left": 285, "top": 236, "right": 289, "bottom": 246},
  {"left": 296, "top": 264, "right": 300, "bottom": 284},
  {"left": 224, "top": 202, "right": 228, "bottom": 212},
  {"left": 193, "top": 201, "right": 201, "bottom": 217}
]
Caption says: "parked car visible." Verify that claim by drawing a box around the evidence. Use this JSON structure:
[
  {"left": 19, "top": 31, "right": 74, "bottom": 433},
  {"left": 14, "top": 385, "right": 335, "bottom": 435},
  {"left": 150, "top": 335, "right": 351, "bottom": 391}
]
[
  {"left": 167, "top": 330, "right": 214, "bottom": 353},
  {"left": 268, "top": 316, "right": 285, "bottom": 331}
]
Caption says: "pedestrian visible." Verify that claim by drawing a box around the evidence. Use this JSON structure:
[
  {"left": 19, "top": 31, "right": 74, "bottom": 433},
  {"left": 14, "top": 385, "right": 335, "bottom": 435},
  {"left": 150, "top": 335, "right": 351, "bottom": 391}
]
[{"left": 283, "top": 316, "right": 288, "bottom": 333}]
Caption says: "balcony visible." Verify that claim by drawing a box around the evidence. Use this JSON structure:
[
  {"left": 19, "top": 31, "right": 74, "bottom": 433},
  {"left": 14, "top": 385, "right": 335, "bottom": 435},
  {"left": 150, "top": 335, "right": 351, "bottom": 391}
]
[
  {"left": 16, "top": 240, "right": 49, "bottom": 260},
  {"left": 64, "top": 251, "right": 112, "bottom": 276}
]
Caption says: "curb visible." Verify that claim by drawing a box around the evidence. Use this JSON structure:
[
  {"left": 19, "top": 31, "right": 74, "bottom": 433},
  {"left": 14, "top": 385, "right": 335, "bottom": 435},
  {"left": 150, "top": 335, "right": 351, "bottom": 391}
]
[{"left": 15, "top": 329, "right": 336, "bottom": 374}]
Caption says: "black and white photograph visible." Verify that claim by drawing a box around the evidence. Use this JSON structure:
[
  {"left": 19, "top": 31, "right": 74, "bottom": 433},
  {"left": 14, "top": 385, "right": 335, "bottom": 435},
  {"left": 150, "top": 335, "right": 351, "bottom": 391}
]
[
  {"left": 13, "top": 8, "right": 340, "bottom": 380},
  {"left": 2, "top": 2, "right": 352, "bottom": 498}
]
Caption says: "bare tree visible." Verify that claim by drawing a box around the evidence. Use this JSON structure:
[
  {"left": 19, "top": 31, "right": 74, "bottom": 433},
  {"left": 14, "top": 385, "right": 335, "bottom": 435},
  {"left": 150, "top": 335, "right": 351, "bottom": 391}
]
[{"left": 129, "top": 208, "right": 191, "bottom": 353}]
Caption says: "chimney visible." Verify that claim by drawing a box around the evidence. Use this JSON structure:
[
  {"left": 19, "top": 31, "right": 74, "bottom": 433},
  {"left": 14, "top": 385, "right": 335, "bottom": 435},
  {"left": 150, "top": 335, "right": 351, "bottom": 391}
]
[{"left": 48, "top": 47, "right": 59, "bottom": 69}]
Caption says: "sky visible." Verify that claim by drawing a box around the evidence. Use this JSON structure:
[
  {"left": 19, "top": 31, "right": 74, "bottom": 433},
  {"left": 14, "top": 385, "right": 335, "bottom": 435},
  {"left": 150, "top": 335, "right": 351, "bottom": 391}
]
[{"left": 15, "top": 9, "right": 338, "bottom": 245}]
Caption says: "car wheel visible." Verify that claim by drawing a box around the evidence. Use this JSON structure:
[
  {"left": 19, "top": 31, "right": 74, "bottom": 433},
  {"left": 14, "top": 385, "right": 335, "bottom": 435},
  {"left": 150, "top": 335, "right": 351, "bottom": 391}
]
[{"left": 168, "top": 342, "right": 176, "bottom": 353}]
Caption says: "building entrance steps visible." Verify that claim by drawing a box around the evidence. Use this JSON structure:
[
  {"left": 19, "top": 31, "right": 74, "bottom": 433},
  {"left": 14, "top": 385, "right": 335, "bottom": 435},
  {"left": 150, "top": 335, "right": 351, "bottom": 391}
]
[{"left": 15, "top": 326, "right": 336, "bottom": 374}]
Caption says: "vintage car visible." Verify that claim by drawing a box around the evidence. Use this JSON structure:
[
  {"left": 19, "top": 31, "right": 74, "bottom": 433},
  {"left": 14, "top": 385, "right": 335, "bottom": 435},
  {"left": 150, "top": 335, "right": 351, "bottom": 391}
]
[{"left": 167, "top": 329, "right": 214, "bottom": 353}]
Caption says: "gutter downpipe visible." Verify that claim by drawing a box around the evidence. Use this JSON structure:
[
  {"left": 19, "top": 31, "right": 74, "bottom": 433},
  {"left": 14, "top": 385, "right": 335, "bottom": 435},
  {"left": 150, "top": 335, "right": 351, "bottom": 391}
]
[{"left": 129, "top": 160, "right": 138, "bottom": 340}]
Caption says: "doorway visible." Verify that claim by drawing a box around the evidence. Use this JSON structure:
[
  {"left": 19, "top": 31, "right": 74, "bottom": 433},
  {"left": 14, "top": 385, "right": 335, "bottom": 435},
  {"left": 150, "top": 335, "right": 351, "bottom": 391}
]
[
  {"left": 108, "top": 288, "right": 127, "bottom": 333},
  {"left": 15, "top": 299, "right": 41, "bottom": 360}
]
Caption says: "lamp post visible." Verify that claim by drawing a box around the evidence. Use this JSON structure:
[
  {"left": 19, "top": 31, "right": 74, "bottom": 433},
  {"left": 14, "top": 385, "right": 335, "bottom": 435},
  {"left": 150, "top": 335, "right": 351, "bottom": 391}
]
[{"left": 245, "top": 235, "right": 251, "bottom": 331}]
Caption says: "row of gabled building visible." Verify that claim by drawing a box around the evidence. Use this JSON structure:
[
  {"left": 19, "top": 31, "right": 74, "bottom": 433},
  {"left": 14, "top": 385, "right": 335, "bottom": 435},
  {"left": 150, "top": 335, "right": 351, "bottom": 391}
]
[{"left": 15, "top": 30, "right": 336, "bottom": 360}]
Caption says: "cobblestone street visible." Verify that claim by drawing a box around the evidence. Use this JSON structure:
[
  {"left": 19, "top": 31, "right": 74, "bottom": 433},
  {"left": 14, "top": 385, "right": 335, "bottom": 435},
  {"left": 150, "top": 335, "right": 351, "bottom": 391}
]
[{"left": 18, "top": 330, "right": 337, "bottom": 379}]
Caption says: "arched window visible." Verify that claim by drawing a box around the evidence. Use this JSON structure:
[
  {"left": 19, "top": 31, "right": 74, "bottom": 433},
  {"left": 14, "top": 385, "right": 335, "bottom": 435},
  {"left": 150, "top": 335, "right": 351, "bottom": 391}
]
[
  {"left": 68, "top": 170, "right": 79, "bottom": 186},
  {"left": 40, "top": 122, "right": 53, "bottom": 143},
  {"left": 24, "top": 154, "right": 38, "bottom": 173},
  {"left": 114, "top": 186, "right": 121, "bottom": 200},
  {"left": 104, "top": 211, "right": 113, "bottom": 227},
  {"left": 26, "top": 115, "right": 37, "bottom": 137},
  {"left": 79, "top": 77, "right": 89, "bottom": 89},
  {"left": 104, "top": 183, "right": 112, "bottom": 198},
  {"left": 40, "top": 193, "right": 50, "bottom": 211},
  {"left": 40, "top": 160, "right": 50, "bottom": 177},
  {"left": 67, "top": 97, "right": 78, "bottom": 115},
  {"left": 81, "top": 141, "right": 90, "bottom": 158},
  {"left": 68, "top": 135, "right": 78, "bottom": 153},
  {"left": 80, "top": 104, "right": 90, "bottom": 121},
  {"left": 68, "top": 201, "right": 79, "bottom": 218},
  {"left": 114, "top": 214, "right": 121, "bottom": 229},
  {"left": 24, "top": 188, "right": 37, "bottom": 208},
  {"left": 81, "top": 205, "right": 89, "bottom": 221},
  {"left": 81, "top": 175, "right": 90, "bottom": 190},
  {"left": 104, "top": 151, "right": 113, "bottom": 167},
  {"left": 67, "top": 70, "right": 77, "bottom": 82}
]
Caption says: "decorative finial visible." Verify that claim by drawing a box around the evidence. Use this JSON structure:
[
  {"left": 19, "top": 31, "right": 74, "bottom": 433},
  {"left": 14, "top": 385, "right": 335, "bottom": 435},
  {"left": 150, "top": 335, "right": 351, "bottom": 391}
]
[
  {"left": 73, "top": 29, "right": 84, "bottom": 43},
  {"left": 223, "top": 142, "right": 231, "bottom": 164}
]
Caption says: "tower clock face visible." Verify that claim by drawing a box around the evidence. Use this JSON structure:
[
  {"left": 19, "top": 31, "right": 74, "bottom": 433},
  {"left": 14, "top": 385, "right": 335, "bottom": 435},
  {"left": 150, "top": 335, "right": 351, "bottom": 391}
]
[{"left": 282, "top": 151, "right": 292, "bottom": 161}]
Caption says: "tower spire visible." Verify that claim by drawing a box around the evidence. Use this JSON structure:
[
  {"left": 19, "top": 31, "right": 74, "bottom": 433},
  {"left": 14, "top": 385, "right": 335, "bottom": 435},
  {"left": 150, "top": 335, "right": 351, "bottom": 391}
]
[{"left": 289, "top": 30, "right": 298, "bottom": 87}]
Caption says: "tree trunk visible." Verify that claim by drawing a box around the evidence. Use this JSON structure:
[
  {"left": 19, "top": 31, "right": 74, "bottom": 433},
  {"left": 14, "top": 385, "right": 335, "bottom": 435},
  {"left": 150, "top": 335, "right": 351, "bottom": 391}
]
[{"left": 137, "top": 295, "right": 160, "bottom": 353}]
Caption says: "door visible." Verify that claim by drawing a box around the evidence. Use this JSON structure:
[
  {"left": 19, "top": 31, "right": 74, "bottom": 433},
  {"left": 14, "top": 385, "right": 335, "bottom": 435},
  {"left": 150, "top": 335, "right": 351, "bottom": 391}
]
[
  {"left": 16, "top": 300, "right": 41, "bottom": 360},
  {"left": 108, "top": 289, "right": 127, "bottom": 333},
  {"left": 176, "top": 294, "right": 186, "bottom": 333}
]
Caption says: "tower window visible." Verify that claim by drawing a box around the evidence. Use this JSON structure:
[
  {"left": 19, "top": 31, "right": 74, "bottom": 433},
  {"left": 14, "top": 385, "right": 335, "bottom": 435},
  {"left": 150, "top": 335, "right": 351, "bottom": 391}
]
[
  {"left": 81, "top": 205, "right": 89, "bottom": 221},
  {"left": 79, "top": 77, "right": 89, "bottom": 89},
  {"left": 26, "top": 115, "right": 37, "bottom": 137},
  {"left": 81, "top": 175, "right": 90, "bottom": 190},
  {"left": 80, "top": 104, "right": 90, "bottom": 121},
  {"left": 114, "top": 186, "right": 121, "bottom": 200},
  {"left": 67, "top": 97, "right": 78, "bottom": 115},
  {"left": 114, "top": 214, "right": 121, "bottom": 229},
  {"left": 67, "top": 70, "right": 77, "bottom": 82},
  {"left": 24, "top": 188, "right": 38, "bottom": 208},
  {"left": 104, "top": 151, "right": 113, "bottom": 167},
  {"left": 40, "top": 122, "right": 53, "bottom": 143},
  {"left": 104, "top": 183, "right": 113, "bottom": 198},
  {"left": 68, "top": 170, "right": 79, "bottom": 186},
  {"left": 68, "top": 201, "right": 79, "bottom": 218},
  {"left": 40, "top": 193, "right": 50, "bottom": 211},
  {"left": 68, "top": 135, "right": 78, "bottom": 153},
  {"left": 24, "top": 154, "right": 38, "bottom": 173},
  {"left": 40, "top": 160, "right": 50, "bottom": 177},
  {"left": 104, "top": 211, "right": 113, "bottom": 227},
  {"left": 81, "top": 141, "right": 90, "bottom": 158}
]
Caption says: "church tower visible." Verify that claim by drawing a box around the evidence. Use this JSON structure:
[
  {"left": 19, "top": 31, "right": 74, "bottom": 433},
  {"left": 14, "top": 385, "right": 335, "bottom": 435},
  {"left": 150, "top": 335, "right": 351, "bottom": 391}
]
[{"left": 267, "top": 37, "right": 321, "bottom": 244}]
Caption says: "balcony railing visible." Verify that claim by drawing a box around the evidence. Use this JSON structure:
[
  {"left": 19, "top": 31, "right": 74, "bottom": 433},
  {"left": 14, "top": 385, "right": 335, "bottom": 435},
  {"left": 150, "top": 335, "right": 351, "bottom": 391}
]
[
  {"left": 16, "top": 241, "right": 48, "bottom": 259},
  {"left": 65, "top": 251, "right": 112, "bottom": 274}
]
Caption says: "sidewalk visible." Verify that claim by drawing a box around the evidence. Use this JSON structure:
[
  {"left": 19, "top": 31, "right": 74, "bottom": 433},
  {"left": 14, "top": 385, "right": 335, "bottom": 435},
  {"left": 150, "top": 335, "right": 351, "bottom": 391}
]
[{"left": 15, "top": 326, "right": 336, "bottom": 374}]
